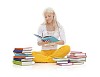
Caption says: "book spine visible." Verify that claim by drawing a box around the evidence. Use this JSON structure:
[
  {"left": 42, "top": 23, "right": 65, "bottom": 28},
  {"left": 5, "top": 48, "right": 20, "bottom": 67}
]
[
  {"left": 15, "top": 54, "right": 32, "bottom": 56},
  {"left": 67, "top": 55, "right": 87, "bottom": 58},
  {"left": 14, "top": 58, "right": 33, "bottom": 61},
  {"left": 13, "top": 56, "right": 25, "bottom": 59},
  {"left": 57, "top": 61, "right": 68, "bottom": 64},
  {"left": 70, "top": 53, "right": 86, "bottom": 56},
  {"left": 21, "top": 62, "right": 35, "bottom": 66},
  {"left": 13, "top": 50, "right": 23, "bottom": 53},
  {"left": 70, "top": 51, "right": 82, "bottom": 53},
  {"left": 15, "top": 48, "right": 23, "bottom": 50},
  {"left": 13, "top": 60, "right": 21, "bottom": 65},
  {"left": 58, "top": 63, "right": 73, "bottom": 66}
]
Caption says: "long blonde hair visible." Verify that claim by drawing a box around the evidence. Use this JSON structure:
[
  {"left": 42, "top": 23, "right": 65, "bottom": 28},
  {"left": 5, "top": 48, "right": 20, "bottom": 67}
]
[{"left": 42, "top": 7, "right": 60, "bottom": 31}]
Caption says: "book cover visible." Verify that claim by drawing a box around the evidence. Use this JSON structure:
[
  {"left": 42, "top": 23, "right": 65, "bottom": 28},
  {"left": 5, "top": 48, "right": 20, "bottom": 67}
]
[
  {"left": 14, "top": 53, "right": 32, "bottom": 57},
  {"left": 14, "top": 58, "right": 33, "bottom": 62},
  {"left": 13, "top": 50, "right": 32, "bottom": 53},
  {"left": 68, "top": 57, "right": 86, "bottom": 61},
  {"left": 67, "top": 55, "right": 87, "bottom": 58},
  {"left": 72, "top": 62, "right": 84, "bottom": 65},
  {"left": 13, "top": 60, "right": 35, "bottom": 66},
  {"left": 13, "top": 56, "right": 34, "bottom": 59},
  {"left": 70, "top": 52, "right": 86, "bottom": 56},
  {"left": 58, "top": 63, "right": 73, "bottom": 66},
  {"left": 57, "top": 61, "right": 68, "bottom": 64},
  {"left": 15, "top": 47, "right": 32, "bottom": 51}
]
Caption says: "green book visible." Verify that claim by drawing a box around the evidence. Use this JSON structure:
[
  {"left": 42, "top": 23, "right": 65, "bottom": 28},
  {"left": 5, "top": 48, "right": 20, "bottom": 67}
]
[{"left": 13, "top": 60, "right": 35, "bottom": 66}]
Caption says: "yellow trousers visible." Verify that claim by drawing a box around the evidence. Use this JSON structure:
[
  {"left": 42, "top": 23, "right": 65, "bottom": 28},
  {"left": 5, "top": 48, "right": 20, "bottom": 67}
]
[{"left": 32, "top": 45, "right": 70, "bottom": 63}]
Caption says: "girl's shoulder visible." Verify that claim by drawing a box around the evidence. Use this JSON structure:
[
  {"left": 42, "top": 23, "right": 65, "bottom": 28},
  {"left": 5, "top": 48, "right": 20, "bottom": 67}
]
[{"left": 39, "top": 23, "right": 46, "bottom": 29}]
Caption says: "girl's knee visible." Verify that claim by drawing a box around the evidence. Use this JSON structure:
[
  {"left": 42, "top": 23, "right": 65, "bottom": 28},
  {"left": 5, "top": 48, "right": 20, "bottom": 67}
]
[
  {"left": 60, "top": 45, "right": 70, "bottom": 50},
  {"left": 62, "top": 45, "right": 71, "bottom": 53},
  {"left": 32, "top": 51, "right": 41, "bottom": 56}
]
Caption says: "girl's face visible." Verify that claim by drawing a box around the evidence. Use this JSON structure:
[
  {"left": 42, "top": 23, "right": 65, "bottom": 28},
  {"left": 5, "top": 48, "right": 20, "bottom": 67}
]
[{"left": 44, "top": 12, "right": 54, "bottom": 24}]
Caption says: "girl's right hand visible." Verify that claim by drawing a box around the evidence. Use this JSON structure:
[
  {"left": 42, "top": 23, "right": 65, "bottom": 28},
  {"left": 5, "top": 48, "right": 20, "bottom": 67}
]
[{"left": 42, "top": 40, "right": 50, "bottom": 44}]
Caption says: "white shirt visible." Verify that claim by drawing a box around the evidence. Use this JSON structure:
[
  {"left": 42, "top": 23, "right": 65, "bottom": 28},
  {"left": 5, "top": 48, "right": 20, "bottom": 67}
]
[{"left": 37, "top": 23, "right": 66, "bottom": 50}]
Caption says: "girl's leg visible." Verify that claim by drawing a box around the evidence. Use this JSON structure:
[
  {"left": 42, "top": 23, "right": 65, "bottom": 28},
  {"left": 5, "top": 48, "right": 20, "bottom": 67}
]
[
  {"left": 32, "top": 51, "right": 56, "bottom": 63},
  {"left": 32, "top": 51, "right": 49, "bottom": 62},
  {"left": 50, "top": 45, "right": 70, "bottom": 58},
  {"left": 41, "top": 50, "right": 56, "bottom": 56}
]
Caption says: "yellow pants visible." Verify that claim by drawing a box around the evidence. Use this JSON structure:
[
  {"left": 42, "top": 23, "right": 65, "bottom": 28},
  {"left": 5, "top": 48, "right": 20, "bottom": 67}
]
[{"left": 32, "top": 45, "right": 70, "bottom": 63}]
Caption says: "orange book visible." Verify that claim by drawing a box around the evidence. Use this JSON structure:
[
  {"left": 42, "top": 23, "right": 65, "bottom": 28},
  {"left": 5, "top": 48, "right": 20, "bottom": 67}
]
[
  {"left": 15, "top": 48, "right": 23, "bottom": 50},
  {"left": 13, "top": 56, "right": 25, "bottom": 59},
  {"left": 13, "top": 56, "right": 34, "bottom": 59}
]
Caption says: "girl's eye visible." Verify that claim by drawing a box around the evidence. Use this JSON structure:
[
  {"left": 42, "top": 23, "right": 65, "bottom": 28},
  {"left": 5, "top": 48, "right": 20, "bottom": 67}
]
[{"left": 45, "top": 16, "right": 47, "bottom": 18}]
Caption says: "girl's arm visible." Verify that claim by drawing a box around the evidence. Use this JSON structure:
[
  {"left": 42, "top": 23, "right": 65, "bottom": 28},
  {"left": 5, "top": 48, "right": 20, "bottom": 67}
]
[
  {"left": 55, "top": 40, "right": 64, "bottom": 45},
  {"left": 37, "top": 40, "right": 50, "bottom": 46}
]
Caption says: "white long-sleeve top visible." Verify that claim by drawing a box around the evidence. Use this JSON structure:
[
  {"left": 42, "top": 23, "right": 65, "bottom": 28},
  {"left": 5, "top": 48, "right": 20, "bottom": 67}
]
[{"left": 37, "top": 23, "right": 66, "bottom": 50}]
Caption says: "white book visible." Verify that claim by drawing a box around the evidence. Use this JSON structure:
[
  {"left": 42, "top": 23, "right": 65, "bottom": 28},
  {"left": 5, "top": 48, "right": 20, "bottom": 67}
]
[
  {"left": 21, "top": 59, "right": 33, "bottom": 62},
  {"left": 23, "top": 52, "right": 32, "bottom": 55},
  {"left": 25, "top": 56, "right": 35, "bottom": 59},
  {"left": 72, "top": 62, "right": 84, "bottom": 65},
  {"left": 23, "top": 48, "right": 32, "bottom": 51},
  {"left": 69, "top": 58, "right": 86, "bottom": 61},
  {"left": 58, "top": 63, "right": 73, "bottom": 66},
  {"left": 57, "top": 61, "right": 68, "bottom": 64},
  {"left": 70, "top": 60, "right": 86, "bottom": 63},
  {"left": 22, "top": 50, "right": 32, "bottom": 53},
  {"left": 23, "top": 47, "right": 32, "bottom": 49},
  {"left": 74, "top": 53, "right": 86, "bottom": 56},
  {"left": 21, "top": 61, "right": 35, "bottom": 66}
]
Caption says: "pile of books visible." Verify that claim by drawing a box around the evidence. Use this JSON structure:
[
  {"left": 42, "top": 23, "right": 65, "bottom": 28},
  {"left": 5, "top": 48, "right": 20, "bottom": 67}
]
[
  {"left": 13, "top": 47, "right": 35, "bottom": 66},
  {"left": 53, "top": 51, "right": 87, "bottom": 66}
]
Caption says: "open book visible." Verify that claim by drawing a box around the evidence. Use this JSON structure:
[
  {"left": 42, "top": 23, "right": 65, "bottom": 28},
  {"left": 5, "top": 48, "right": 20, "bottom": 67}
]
[{"left": 34, "top": 34, "right": 59, "bottom": 42}]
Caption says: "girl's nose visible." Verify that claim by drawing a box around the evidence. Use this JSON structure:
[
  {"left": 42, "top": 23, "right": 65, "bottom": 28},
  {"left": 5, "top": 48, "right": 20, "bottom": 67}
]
[{"left": 46, "top": 17, "right": 49, "bottom": 20}]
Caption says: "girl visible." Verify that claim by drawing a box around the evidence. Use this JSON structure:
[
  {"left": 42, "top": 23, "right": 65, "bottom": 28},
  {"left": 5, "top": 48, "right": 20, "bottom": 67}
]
[{"left": 32, "top": 8, "right": 70, "bottom": 63}]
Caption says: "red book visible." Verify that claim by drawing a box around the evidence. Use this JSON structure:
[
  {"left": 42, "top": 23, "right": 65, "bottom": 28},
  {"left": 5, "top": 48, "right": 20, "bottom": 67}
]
[
  {"left": 67, "top": 55, "right": 87, "bottom": 58},
  {"left": 15, "top": 47, "right": 32, "bottom": 51},
  {"left": 70, "top": 51, "right": 82, "bottom": 54},
  {"left": 13, "top": 56, "right": 34, "bottom": 59},
  {"left": 70, "top": 53, "right": 86, "bottom": 56}
]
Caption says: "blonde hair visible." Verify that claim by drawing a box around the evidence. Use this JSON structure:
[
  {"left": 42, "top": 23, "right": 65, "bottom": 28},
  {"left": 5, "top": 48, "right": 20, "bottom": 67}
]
[{"left": 42, "top": 7, "right": 60, "bottom": 31}]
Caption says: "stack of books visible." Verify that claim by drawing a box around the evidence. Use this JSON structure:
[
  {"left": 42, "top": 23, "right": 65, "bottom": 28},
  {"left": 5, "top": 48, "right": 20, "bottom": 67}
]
[
  {"left": 53, "top": 51, "right": 87, "bottom": 66},
  {"left": 53, "top": 58, "right": 71, "bottom": 66},
  {"left": 13, "top": 47, "right": 35, "bottom": 66},
  {"left": 67, "top": 51, "right": 87, "bottom": 65}
]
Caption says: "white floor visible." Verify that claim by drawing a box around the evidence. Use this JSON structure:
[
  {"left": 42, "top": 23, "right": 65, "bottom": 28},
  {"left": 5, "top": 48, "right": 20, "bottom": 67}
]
[
  {"left": 0, "top": 51, "right": 99, "bottom": 77},
  {"left": 0, "top": 40, "right": 100, "bottom": 77}
]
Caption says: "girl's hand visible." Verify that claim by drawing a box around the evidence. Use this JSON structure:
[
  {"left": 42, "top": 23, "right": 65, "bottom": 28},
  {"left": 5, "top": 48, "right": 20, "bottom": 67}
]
[
  {"left": 44, "top": 42, "right": 56, "bottom": 47},
  {"left": 42, "top": 40, "right": 50, "bottom": 44}
]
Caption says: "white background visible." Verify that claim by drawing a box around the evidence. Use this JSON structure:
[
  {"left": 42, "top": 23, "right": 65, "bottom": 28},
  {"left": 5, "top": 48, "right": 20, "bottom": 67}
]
[{"left": 0, "top": 0, "right": 100, "bottom": 77}]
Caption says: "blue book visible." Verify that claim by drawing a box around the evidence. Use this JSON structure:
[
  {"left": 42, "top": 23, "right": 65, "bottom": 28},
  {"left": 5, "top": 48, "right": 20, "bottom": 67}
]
[
  {"left": 13, "top": 50, "right": 32, "bottom": 53},
  {"left": 34, "top": 34, "right": 59, "bottom": 42},
  {"left": 15, "top": 53, "right": 32, "bottom": 56},
  {"left": 13, "top": 50, "right": 23, "bottom": 53}
]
